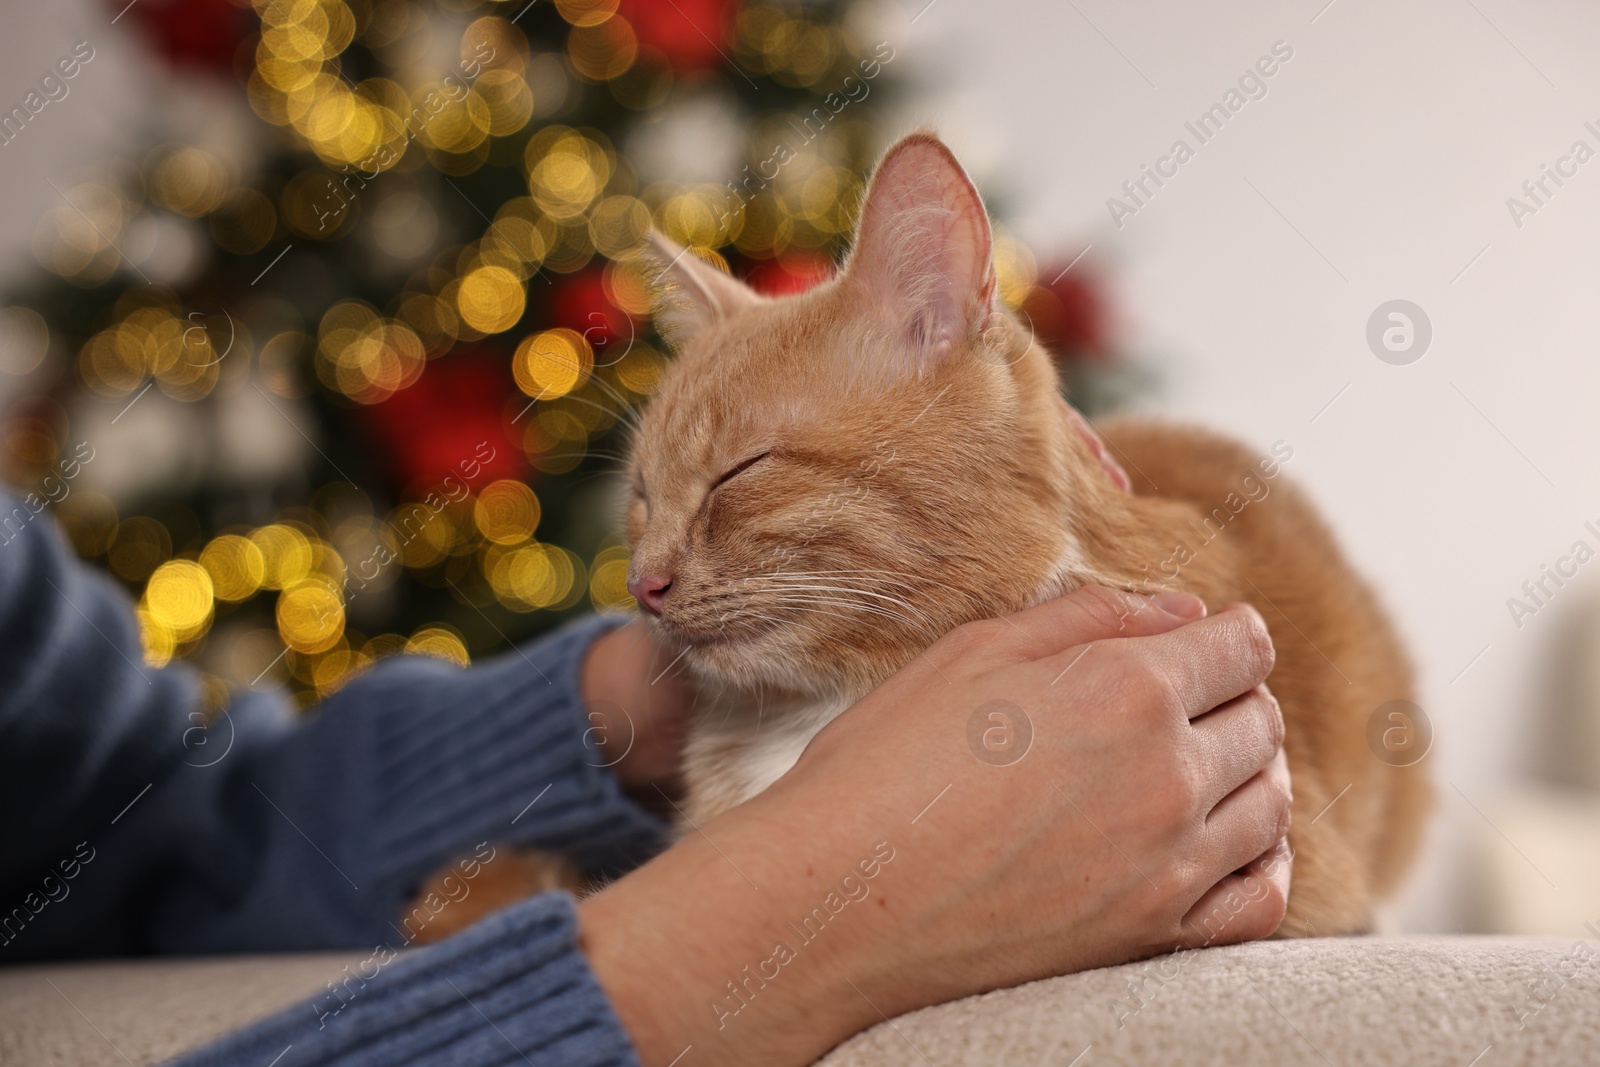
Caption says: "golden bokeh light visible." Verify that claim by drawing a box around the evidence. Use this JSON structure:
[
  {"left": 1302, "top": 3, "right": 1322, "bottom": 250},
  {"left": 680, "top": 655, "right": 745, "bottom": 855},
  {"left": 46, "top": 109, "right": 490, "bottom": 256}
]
[
  {"left": 259, "top": 330, "right": 312, "bottom": 398},
  {"left": 601, "top": 258, "right": 653, "bottom": 316},
  {"left": 251, "top": 523, "right": 314, "bottom": 589},
  {"left": 149, "top": 146, "right": 230, "bottom": 218},
  {"left": 456, "top": 265, "right": 526, "bottom": 334},
  {"left": 658, "top": 191, "right": 725, "bottom": 249},
  {"left": 525, "top": 127, "right": 613, "bottom": 221},
  {"left": 332, "top": 515, "right": 402, "bottom": 593},
  {"left": 316, "top": 302, "right": 427, "bottom": 403},
  {"left": 463, "top": 16, "right": 529, "bottom": 74},
  {"left": 415, "top": 84, "right": 491, "bottom": 155},
  {"left": 143, "top": 560, "right": 215, "bottom": 644},
  {"left": 588, "top": 546, "right": 634, "bottom": 611},
  {"left": 201, "top": 534, "right": 268, "bottom": 602},
  {"left": 475, "top": 70, "right": 535, "bottom": 136},
  {"left": 474, "top": 479, "right": 541, "bottom": 544},
  {"left": 479, "top": 214, "right": 549, "bottom": 279},
  {"left": 252, "top": 0, "right": 369, "bottom": 167},
  {"left": 612, "top": 343, "right": 663, "bottom": 395},
  {"left": 310, "top": 643, "right": 373, "bottom": 695},
  {"left": 523, "top": 407, "right": 588, "bottom": 473},
  {"left": 566, "top": 18, "right": 638, "bottom": 82},
  {"left": 74, "top": 300, "right": 230, "bottom": 401},
  {"left": 587, "top": 195, "right": 652, "bottom": 258},
  {"left": 554, "top": 0, "right": 619, "bottom": 28},
  {"left": 281, "top": 168, "right": 359, "bottom": 238},
  {"left": 396, "top": 292, "right": 461, "bottom": 353},
  {"left": 540, "top": 219, "right": 597, "bottom": 273},
  {"left": 406, "top": 625, "right": 470, "bottom": 666},
  {"left": 277, "top": 578, "right": 345, "bottom": 653},
  {"left": 389, "top": 502, "right": 452, "bottom": 569},
  {"left": 513, "top": 327, "right": 590, "bottom": 399},
  {"left": 992, "top": 228, "right": 1039, "bottom": 308},
  {"left": 482, "top": 541, "right": 584, "bottom": 611}
]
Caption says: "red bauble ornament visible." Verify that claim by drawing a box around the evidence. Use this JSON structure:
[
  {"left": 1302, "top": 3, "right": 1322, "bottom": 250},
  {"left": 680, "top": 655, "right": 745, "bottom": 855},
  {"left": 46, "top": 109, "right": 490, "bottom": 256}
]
[
  {"left": 742, "top": 253, "right": 831, "bottom": 296},
  {"left": 115, "top": 0, "right": 250, "bottom": 76},
  {"left": 362, "top": 348, "right": 527, "bottom": 494},
  {"left": 618, "top": 0, "right": 736, "bottom": 72},
  {"left": 1021, "top": 266, "right": 1112, "bottom": 364}
]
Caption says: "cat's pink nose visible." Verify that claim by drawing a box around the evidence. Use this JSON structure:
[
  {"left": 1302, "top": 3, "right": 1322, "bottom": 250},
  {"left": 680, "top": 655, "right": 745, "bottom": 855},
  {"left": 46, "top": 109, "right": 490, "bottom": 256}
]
[{"left": 628, "top": 573, "right": 672, "bottom": 616}]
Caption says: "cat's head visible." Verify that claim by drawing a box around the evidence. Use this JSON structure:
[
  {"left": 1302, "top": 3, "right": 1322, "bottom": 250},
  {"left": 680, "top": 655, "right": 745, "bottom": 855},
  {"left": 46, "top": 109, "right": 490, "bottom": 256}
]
[{"left": 623, "top": 133, "right": 1127, "bottom": 697}]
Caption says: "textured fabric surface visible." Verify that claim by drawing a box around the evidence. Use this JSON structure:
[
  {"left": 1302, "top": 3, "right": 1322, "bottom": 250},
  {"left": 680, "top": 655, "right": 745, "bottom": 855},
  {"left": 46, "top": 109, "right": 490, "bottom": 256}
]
[
  {"left": 817, "top": 935, "right": 1600, "bottom": 1067},
  {"left": 4, "top": 936, "right": 1595, "bottom": 1066},
  {"left": 1, "top": 952, "right": 363, "bottom": 1067}
]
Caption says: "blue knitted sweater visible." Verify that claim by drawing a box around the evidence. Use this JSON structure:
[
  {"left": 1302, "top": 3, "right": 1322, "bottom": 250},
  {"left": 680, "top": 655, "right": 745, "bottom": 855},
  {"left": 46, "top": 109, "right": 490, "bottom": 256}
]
[{"left": 0, "top": 496, "right": 664, "bottom": 1066}]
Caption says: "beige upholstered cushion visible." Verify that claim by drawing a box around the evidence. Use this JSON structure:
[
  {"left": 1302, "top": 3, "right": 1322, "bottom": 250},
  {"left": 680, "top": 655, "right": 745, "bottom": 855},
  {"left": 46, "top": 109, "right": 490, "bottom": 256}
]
[
  {"left": 0, "top": 952, "right": 360, "bottom": 1067},
  {"left": 2, "top": 937, "right": 1595, "bottom": 1066},
  {"left": 821, "top": 936, "right": 1599, "bottom": 1066}
]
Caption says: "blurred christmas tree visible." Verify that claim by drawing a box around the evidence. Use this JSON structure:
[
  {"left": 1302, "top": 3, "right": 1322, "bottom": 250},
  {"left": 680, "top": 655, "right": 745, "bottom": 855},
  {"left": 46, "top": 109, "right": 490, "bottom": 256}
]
[{"left": 0, "top": 0, "right": 1126, "bottom": 707}]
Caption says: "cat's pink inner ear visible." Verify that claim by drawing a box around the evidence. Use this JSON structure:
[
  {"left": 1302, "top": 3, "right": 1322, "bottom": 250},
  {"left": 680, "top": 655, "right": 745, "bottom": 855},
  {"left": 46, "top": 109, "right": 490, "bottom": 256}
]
[
  {"left": 644, "top": 232, "right": 763, "bottom": 346},
  {"left": 846, "top": 135, "right": 997, "bottom": 363},
  {"left": 1062, "top": 400, "right": 1132, "bottom": 493}
]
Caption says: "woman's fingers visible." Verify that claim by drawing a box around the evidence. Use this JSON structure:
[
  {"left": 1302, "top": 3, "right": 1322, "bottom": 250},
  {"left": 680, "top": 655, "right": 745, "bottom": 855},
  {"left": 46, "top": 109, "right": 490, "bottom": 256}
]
[
  {"left": 1034, "top": 602, "right": 1274, "bottom": 720},
  {"left": 995, "top": 585, "right": 1207, "bottom": 661},
  {"left": 1189, "top": 684, "right": 1285, "bottom": 809},
  {"left": 1177, "top": 834, "right": 1293, "bottom": 948},
  {"left": 1202, "top": 746, "right": 1293, "bottom": 873},
  {"left": 1176, "top": 694, "right": 1292, "bottom": 947},
  {"left": 1117, "top": 604, "right": 1276, "bottom": 721}
]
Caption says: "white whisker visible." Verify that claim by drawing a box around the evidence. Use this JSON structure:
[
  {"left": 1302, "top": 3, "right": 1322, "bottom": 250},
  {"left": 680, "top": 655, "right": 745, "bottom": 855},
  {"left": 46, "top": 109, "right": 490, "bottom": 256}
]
[
  {"left": 737, "top": 610, "right": 857, "bottom": 651},
  {"left": 767, "top": 595, "right": 909, "bottom": 624},
  {"left": 744, "top": 582, "right": 929, "bottom": 616}
]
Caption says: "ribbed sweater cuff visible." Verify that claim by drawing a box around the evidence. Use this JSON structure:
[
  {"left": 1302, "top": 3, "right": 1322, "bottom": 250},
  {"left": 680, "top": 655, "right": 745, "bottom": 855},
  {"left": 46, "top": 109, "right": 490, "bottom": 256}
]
[
  {"left": 365, "top": 613, "right": 669, "bottom": 893},
  {"left": 173, "top": 892, "right": 639, "bottom": 1067}
]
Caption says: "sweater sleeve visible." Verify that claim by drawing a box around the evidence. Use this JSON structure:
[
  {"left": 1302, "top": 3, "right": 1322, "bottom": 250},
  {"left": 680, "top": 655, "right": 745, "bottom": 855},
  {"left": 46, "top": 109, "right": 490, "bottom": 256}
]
[
  {"left": 170, "top": 892, "right": 640, "bottom": 1067},
  {"left": 0, "top": 495, "right": 667, "bottom": 962}
]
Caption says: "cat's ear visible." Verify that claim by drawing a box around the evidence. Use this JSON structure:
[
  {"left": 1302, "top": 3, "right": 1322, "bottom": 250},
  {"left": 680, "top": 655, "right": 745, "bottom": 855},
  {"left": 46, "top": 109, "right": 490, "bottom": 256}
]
[
  {"left": 642, "top": 232, "right": 764, "bottom": 346},
  {"left": 843, "top": 132, "right": 997, "bottom": 366}
]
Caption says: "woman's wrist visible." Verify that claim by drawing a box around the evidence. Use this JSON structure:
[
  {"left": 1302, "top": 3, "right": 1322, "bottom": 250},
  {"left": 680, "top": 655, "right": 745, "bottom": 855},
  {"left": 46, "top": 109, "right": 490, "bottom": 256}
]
[{"left": 576, "top": 795, "right": 884, "bottom": 1067}]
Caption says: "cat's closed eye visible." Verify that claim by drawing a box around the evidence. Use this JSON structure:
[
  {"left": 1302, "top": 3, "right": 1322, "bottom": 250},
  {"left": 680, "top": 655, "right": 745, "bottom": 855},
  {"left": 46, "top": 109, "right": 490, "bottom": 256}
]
[
  {"left": 711, "top": 451, "right": 772, "bottom": 492},
  {"left": 625, "top": 452, "right": 770, "bottom": 519}
]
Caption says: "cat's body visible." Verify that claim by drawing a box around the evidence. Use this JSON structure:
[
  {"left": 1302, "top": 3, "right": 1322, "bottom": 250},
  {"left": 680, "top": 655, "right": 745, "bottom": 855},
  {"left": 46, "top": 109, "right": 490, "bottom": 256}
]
[{"left": 409, "top": 131, "right": 1429, "bottom": 942}]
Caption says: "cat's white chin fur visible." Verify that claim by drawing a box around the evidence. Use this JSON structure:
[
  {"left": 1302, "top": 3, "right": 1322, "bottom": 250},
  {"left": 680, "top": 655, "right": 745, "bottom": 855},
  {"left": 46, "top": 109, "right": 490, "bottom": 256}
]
[{"left": 679, "top": 690, "right": 852, "bottom": 825}]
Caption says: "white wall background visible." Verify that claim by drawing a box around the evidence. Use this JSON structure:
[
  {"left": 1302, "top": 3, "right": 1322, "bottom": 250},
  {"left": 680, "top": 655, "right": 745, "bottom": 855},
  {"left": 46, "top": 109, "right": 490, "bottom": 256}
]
[
  {"left": 888, "top": 0, "right": 1600, "bottom": 932},
  {"left": 0, "top": 3, "right": 155, "bottom": 292}
]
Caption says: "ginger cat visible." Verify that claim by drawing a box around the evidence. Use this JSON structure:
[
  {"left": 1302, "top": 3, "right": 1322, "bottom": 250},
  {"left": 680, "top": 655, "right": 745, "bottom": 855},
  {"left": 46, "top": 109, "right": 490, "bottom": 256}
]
[
  {"left": 414, "top": 132, "right": 1429, "bottom": 941},
  {"left": 622, "top": 132, "right": 1429, "bottom": 936}
]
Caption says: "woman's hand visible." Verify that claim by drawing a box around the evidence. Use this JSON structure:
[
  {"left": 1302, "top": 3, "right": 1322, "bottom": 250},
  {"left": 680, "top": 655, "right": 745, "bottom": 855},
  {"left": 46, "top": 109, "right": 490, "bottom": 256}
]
[
  {"left": 578, "top": 586, "right": 1292, "bottom": 1067},
  {"left": 580, "top": 620, "right": 696, "bottom": 803}
]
